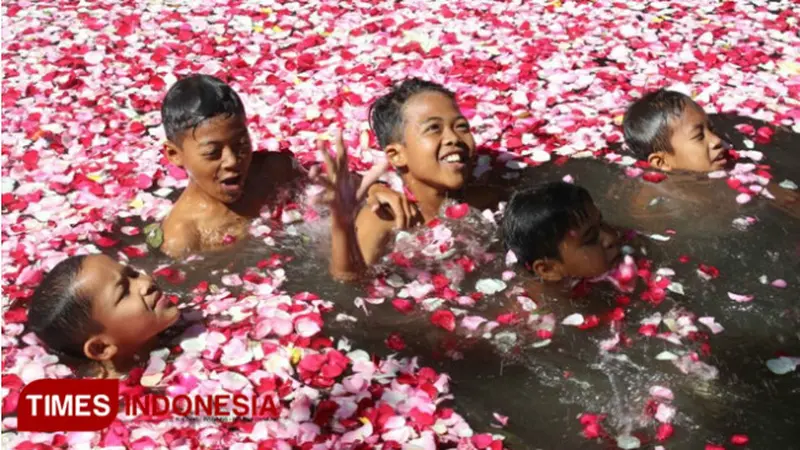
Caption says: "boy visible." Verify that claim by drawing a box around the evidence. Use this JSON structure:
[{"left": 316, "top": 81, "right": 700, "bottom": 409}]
[
  {"left": 27, "top": 254, "right": 180, "bottom": 377},
  {"left": 502, "top": 182, "right": 622, "bottom": 283},
  {"left": 156, "top": 74, "right": 411, "bottom": 258},
  {"left": 622, "top": 88, "right": 797, "bottom": 218},
  {"left": 322, "top": 78, "right": 509, "bottom": 280},
  {"left": 623, "top": 89, "right": 728, "bottom": 173}
]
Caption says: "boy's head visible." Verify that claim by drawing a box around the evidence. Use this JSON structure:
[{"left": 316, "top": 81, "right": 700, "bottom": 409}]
[
  {"left": 502, "top": 182, "right": 621, "bottom": 281},
  {"left": 162, "top": 74, "right": 252, "bottom": 203},
  {"left": 369, "top": 78, "right": 476, "bottom": 191},
  {"left": 27, "top": 255, "right": 179, "bottom": 363},
  {"left": 623, "top": 89, "right": 726, "bottom": 172}
]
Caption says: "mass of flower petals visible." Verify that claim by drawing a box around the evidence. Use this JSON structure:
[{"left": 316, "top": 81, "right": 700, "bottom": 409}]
[{"left": 4, "top": 0, "right": 799, "bottom": 447}]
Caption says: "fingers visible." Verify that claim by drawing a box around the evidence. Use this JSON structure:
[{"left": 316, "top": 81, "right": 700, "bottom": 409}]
[
  {"left": 369, "top": 191, "right": 415, "bottom": 229},
  {"left": 402, "top": 197, "right": 414, "bottom": 228},
  {"left": 356, "top": 159, "right": 389, "bottom": 200},
  {"left": 318, "top": 139, "right": 336, "bottom": 180},
  {"left": 335, "top": 129, "right": 348, "bottom": 172},
  {"left": 388, "top": 195, "right": 405, "bottom": 229},
  {"left": 307, "top": 164, "right": 322, "bottom": 181}
]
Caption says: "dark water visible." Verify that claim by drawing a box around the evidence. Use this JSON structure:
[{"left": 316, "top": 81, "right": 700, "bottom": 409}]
[{"left": 102, "top": 116, "right": 800, "bottom": 449}]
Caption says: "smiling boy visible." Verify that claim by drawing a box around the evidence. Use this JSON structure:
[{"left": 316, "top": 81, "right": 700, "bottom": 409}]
[{"left": 323, "top": 78, "right": 512, "bottom": 280}]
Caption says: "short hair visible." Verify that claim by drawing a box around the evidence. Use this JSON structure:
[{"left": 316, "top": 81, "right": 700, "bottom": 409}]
[
  {"left": 26, "top": 256, "right": 103, "bottom": 359},
  {"left": 623, "top": 89, "right": 698, "bottom": 160},
  {"left": 161, "top": 74, "right": 246, "bottom": 144},
  {"left": 502, "top": 182, "right": 594, "bottom": 269},
  {"left": 369, "top": 78, "right": 457, "bottom": 150}
]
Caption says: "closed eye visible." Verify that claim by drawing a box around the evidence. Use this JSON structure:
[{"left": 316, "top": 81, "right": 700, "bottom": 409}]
[
  {"left": 116, "top": 276, "right": 130, "bottom": 305},
  {"left": 204, "top": 147, "right": 223, "bottom": 159}
]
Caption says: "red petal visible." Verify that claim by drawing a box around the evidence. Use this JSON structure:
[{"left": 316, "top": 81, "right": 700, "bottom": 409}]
[
  {"left": 656, "top": 423, "right": 674, "bottom": 441},
  {"left": 471, "top": 434, "right": 493, "bottom": 449},
  {"left": 730, "top": 434, "right": 749, "bottom": 445},
  {"left": 642, "top": 172, "right": 667, "bottom": 183},
  {"left": 445, "top": 203, "right": 469, "bottom": 219},
  {"left": 385, "top": 333, "right": 406, "bottom": 351},
  {"left": 430, "top": 309, "right": 456, "bottom": 332},
  {"left": 391, "top": 298, "right": 414, "bottom": 314}
]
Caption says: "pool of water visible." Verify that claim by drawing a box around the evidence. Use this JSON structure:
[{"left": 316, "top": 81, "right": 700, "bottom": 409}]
[{"left": 100, "top": 116, "right": 800, "bottom": 449}]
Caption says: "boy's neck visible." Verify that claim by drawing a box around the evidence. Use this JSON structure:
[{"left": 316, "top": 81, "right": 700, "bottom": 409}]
[
  {"left": 102, "top": 337, "right": 161, "bottom": 379},
  {"left": 404, "top": 178, "right": 456, "bottom": 222},
  {"left": 184, "top": 181, "right": 238, "bottom": 212}
]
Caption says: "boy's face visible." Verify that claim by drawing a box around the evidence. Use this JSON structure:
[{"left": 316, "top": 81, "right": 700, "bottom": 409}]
[
  {"left": 166, "top": 114, "right": 253, "bottom": 203},
  {"left": 387, "top": 91, "right": 476, "bottom": 191},
  {"left": 652, "top": 105, "right": 726, "bottom": 172},
  {"left": 78, "top": 255, "right": 180, "bottom": 361},
  {"left": 535, "top": 202, "right": 621, "bottom": 281}
]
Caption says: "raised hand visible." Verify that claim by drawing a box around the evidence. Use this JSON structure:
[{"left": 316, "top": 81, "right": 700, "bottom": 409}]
[
  {"left": 316, "top": 130, "right": 361, "bottom": 226},
  {"left": 313, "top": 130, "right": 420, "bottom": 229}
]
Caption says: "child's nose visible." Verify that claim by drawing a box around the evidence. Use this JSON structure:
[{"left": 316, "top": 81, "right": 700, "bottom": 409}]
[
  {"left": 221, "top": 147, "right": 239, "bottom": 168},
  {"left": 708, "top": 131, "right": 723, "bottom": 150},
  {"left": 442, "top": 126, "right": 462, "bottom": 146},
  {"left": 135, "top": 272, "right": 156, "bottom": 295}
]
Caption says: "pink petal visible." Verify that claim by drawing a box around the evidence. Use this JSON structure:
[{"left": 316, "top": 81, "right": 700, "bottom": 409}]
[{"left": 727, "top": 292, "right": 754, "bottom": 303}]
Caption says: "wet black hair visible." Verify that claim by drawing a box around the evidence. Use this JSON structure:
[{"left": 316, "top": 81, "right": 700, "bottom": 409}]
[
  {"left": 623, "top": 89, "right": 699, "bottom": 161},
  {"left": 502, "top": 182, "right": 594, "bottom": 269},
  {"left": 369, "top": 77, "right": 457, "bottom": 150},
  {"left": 26, "top": 255, "right": 103, "bottom": 360},
  {"left": 161, "top": 74, "right": 246, "bottom": 144}
]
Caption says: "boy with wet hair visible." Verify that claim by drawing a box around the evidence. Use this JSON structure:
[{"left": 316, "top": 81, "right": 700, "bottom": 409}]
[
  {"left": 323, "top": 77, "right": 507, "bottom": 280},
  {"left": 622, "top": 88, "right": 798, "bottom": 218},
  {"left": 157, "top": 74, "right": 411, "bottom": 258},
  {"left": 502, "top": 182, "right": 622, "bottom": 282},
  {"left": 26, "top": 255, "right": 180, "bottom": 377},
  {"left": 623, "top": 89, "right": 728, "bottom": 173}
]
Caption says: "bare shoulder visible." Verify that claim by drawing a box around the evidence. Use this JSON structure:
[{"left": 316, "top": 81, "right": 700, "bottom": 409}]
[{"left": 159, "top": 207, "right": 201, "bottom": 258}]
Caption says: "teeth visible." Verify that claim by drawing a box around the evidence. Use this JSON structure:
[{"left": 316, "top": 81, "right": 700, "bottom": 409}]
[{"left": 442, "top": 154, "right": 463, "bottom": 163}]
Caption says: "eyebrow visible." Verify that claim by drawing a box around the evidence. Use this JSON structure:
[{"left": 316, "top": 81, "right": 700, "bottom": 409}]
[
  {"left": 420, "top": 115, "right": 466, "bottom": 125},
  {"left": 420, "top": 116, "right": 443, "bottom": 125},
  {"left": 691, "top": 123, "right": 704, "bottom": 135}
]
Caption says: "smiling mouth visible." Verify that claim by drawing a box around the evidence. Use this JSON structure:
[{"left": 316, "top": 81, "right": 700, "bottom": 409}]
[{"left": 440, "top": 152, "right": 467, "bottom": 164}]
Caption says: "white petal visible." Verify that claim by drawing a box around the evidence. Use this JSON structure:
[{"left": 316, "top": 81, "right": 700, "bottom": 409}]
[{"left": 561, "top": 313, "right": 584, "bottom": 326}]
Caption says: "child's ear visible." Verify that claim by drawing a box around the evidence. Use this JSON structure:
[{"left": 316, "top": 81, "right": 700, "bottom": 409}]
[
  {"left": 385, "top": 143, "right": 408, "bottom": 169},
  {"left": 83, "top": 335, "right": 118, "bottom": 362},
  {"left": 647, "top": 152, "right": 671, "bottom": 171},
  {"left": 164, "top": 141, "right": 184, "bottom": 168},
  {"left": 532, "top": 258, "right": 565, "bottom": 282}
]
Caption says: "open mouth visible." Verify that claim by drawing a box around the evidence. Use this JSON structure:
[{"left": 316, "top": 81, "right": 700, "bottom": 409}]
[
  {"left": 440, "top": 152, "right": 467, "bottom": 165},
  {"left": 712, "top": 151, "right": 728, "bottom": 163},
  {"left": 220, "top": 175, "right": 243, "bottom": 191}
]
